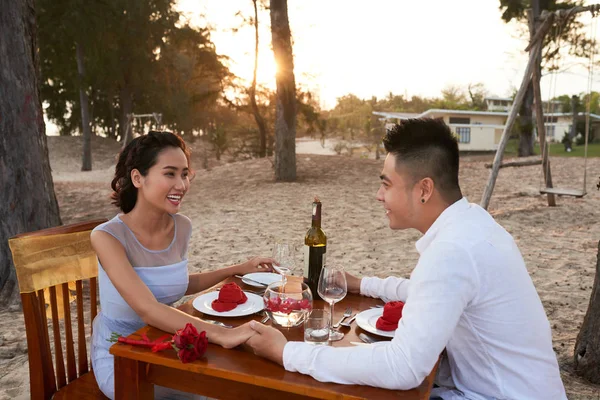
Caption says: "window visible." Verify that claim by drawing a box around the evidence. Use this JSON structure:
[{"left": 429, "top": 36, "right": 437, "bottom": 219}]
[
  {"left": 456, "top": 127, "right": 471, "bottom": 143},
  {"left": 449, "top": 117, "right": 470, "bottom": 124},
  {"left": 545, "top": 125, "right": 555, "bottom": 138}
]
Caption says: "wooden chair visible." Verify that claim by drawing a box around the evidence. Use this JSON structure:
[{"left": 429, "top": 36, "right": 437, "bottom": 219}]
[{"left": 8, "top": 219, "right": 108, "bottom": 400}]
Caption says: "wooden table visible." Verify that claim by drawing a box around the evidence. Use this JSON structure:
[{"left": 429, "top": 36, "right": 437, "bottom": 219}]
[{"left": 110, "top": 277, "right": 438, "bottom": 399}]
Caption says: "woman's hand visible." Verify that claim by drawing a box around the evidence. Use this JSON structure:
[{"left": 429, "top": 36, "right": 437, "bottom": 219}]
[
  {"left": 219, "top": 322, "right": 258, "bottom": 349},
  {"left": 236, "top": 256, "right": 276, "bottom": 275}
]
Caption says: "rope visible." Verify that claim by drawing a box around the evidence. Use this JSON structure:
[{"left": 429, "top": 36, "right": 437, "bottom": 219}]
[{"left": 539, "top": 20, "right": 564, "bottom": 190}]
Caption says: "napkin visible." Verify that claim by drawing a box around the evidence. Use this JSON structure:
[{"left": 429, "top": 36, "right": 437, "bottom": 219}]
[
  {"left": 211, "top": 283, "right": 248, "bottom": 312},
  {"left": 375, "top": 301, "right": 404, "bottom": 331}
]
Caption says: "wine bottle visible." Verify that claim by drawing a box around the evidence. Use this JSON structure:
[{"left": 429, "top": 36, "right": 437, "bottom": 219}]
[{"left": 304, "top": 197, "right": 327, "bottom": 300}]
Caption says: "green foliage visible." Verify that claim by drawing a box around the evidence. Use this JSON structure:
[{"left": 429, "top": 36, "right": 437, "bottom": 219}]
[
  {"left": 498, "top": 0, "right": 595, "bottom": 69},
  {"left": 324, "top": 83, "right": 489, "bottom": 140},
  {"left": 37, "top": 0, "right": 230, "bottom": 138},
  {"left": 504, "top": 138, "right": 600, "bottom": 157}
]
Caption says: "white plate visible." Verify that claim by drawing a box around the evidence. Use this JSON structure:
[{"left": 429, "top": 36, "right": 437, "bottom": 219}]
[
  {"left": 192, "top": 291, "right": 264, "bottom": 317},
  {"left": 242, "top": 272, "right": 283, "bottom": 288},
  {"left": 355, "top": 308, "right": 396, "bottom": 338}
]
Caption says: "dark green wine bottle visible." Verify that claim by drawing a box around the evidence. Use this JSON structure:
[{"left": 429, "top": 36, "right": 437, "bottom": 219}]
[{"left": 304, "top": 197, "right": 327, "bottom": 300}]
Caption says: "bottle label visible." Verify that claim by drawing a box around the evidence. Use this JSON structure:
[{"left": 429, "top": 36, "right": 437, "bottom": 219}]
[
  {"left": 304, "top": 245, "right": 326, "bottom": 298},
  {"left": 303, "top": 245, "right": 310, "bottom": 279}
]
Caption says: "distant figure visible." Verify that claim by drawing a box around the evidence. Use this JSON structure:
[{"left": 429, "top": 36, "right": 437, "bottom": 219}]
[
  {"left": 246, "top": 118, "right": 567, "bottom": 400},
  {"left": 561, "top": 132, "right": 573, "bottom": 152},
  {"left": 90, "top": 131, "right": 275, "bottom": 399}
]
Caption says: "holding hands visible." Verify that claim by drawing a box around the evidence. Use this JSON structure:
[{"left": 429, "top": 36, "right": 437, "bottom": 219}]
[{"left": 245, "top": 321, "right": 287, "bottom": 365}]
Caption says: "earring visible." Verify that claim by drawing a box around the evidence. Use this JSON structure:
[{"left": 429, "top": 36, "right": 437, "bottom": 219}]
[{"left": 421, "top": 198, "right": 425, "bottom": 204}]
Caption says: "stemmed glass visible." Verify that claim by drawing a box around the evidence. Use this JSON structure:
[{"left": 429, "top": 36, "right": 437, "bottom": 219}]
[
  {"left": 317, "top": 265, "right": 347, "bottom": 341},
  {"left": 272, "top": 241, "right": 294, "bottom": 282}
]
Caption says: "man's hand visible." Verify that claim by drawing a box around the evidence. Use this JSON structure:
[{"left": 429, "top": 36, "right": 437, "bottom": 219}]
[
  {"left": 246, "top": 321, "right": 287, "bottom": 365},
  {"left": 345, "top": 271, "right": 362, "bottom": 294}
]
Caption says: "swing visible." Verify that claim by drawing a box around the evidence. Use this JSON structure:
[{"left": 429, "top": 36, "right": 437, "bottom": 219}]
[{"left": 539, "top": 11, "right": 596, "bottom": 198}]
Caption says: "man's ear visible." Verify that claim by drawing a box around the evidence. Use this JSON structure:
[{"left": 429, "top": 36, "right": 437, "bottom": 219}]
[
  {"left": 131, "top": 169, "right": 143, "bottom": 188},
  {"left": 419, "top": 177, "right": 434, "bottom": 202}
]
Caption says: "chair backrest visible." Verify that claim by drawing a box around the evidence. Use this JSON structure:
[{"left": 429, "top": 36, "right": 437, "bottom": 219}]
[{"left": 8, "top": 219, "right": 107, "bottom": 400}]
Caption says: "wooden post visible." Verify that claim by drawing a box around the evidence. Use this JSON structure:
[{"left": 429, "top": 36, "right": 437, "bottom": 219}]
[
  {"left": 530, "top": 8, "right": 557, "bottom": 206},
  {"left": 571, "top": 95, "right": 578, "bottom": 139},
  {"left": 479, "top": 39, "right": 542, "bottom": 210}
]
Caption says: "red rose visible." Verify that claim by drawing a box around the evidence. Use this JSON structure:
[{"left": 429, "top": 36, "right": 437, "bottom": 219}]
[
  {"left": 178, "top": 348, "right": 197, "bottom": 364},
  {"left": 191, "top": 331, "right": 208, "bottom": 357},
  {"left": 112, "top": 324, "right": 207, "bottom": 364},
  {"left": 174, "top": 323, "right": 199, "bottom": 349}
]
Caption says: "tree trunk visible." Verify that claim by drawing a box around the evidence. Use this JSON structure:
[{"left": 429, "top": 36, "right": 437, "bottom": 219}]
[
  {"left": 574, "top": 240, "right": 600, "bottom": 383},
  {"left": 0, "top": 0, "right": 62, "bottom": 303},
  {"left": 108, "top": 89, "right": 117, "bottom": 139},
  {"left": 270, "top": 0, "right": 297, "bottom": 181},
  {"left": 518, "top": 82, "right": 535, "bottom": 157},
  {"left": 120, "top": 86, "right": 133, "bottom": 147},
  {"left": 251, "top": 0, "right": 268, "bottom": 158},
  {"left": 76, "top": 42, "right": 92, "bottom": 171}
]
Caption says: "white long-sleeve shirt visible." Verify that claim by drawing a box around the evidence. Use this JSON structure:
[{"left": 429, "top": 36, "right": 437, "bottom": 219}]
[{"left": 283, "top": 198, "right": 566, "bottom": 399}]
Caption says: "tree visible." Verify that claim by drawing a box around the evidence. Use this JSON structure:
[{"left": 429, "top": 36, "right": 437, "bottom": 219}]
[
  {"left": 38, "top": 0, "right": 229, "bottom": 142},
  {"left": 250, "top": 0, "right": 269, "bottom": 157},
  {"left": 0, "top": 0, "right": 62, "bottom": 302},
  {"left": 270, "top": 0, "right": 297, "bottom": 181},
  {"left": 499, "top": 0, "right": 595, "bottom": 156},
  {"left": 574, "top": 240, "right": 600, "bottom": 384}
]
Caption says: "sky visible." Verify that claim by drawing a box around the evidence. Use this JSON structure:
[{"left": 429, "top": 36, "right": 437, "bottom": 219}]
[
  {"left": 176, "top": 0, "right": 600, "bottom": 110},
  {"left": 44, "top": 0, "right": 600, "bottom": 134}
]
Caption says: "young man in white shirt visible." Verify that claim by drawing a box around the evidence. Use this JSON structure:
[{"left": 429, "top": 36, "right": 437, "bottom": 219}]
[{"left": 246, "top": 118, "right": 567, "bottom": 399}]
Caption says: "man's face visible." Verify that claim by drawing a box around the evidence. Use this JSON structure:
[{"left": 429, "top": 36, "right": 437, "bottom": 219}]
[{"left": 376, "top": 153, "right": 419, "bottom": 230}]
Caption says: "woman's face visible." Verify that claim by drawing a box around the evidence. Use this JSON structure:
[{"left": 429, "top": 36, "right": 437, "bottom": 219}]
[{"left": 133, "top": 147, "right": 191, "bottom": 214}]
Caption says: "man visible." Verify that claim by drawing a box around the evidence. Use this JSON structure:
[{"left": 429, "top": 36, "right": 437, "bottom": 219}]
[{"left": 247, "top": 118, "right": 566, "bottom": 399}]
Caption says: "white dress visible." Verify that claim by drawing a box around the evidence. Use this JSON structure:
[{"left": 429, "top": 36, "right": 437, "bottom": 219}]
[{"left": 91, "top": 214, "right": 203, "bottom": 399}]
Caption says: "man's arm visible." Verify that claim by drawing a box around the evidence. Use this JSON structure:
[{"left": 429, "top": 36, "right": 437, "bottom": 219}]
[
  {"left": 254, "top": 242, "right": 479, "bottom": 390},
  {"left": 360, "top": 276, "right": 411, "bottom": 302},
  {"left": 346, "top": 271, "right": 411, "bottom": 302}
]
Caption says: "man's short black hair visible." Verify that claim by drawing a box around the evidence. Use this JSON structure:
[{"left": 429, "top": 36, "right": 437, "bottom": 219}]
[{"left": 382, "top": 118, "right": 462, "bottom": 203}]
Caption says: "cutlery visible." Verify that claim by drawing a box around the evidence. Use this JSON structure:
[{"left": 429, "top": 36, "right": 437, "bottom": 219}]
[
  {"left": 260, "top": 313, "right": 270, "bottom": 324},
  {"left": 369, "top": 305, "right": 384, "bottom": 309},
  {"left": 234, "top": 275, "right": 268, "bottom": 287},
  {"left": 350, "top": 342, "right": 373, "bottom": 346},
  {"left": 358, "top": 333, "right": 387, "bottom": 344},
  {"left": 202, "top": 319, "right": 233, "bottom": 329},
  {"left": 340, "top": 313, "right": 357, "bottom": 328},
  {"left": 333, "top": 307, "right": 353, "bottom": 328}
]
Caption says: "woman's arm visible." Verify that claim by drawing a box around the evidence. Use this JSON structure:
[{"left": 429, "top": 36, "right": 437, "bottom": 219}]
[
  {"left": 186, "top": 256, "right": 275, "bottom": 295},
  {"left": 91, "top": 231, "right": 254, "bottom": 348}
]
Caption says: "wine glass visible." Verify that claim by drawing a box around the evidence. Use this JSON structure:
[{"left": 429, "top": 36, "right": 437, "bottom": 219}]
[
  {"left": 272, "top": 241, "right": 294, "bottom": 281},
  {"left": 317, "top": 265, "right": 347, "bottom": 341}
]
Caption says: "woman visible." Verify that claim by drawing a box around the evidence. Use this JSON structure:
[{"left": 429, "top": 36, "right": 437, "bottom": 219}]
[{"left": 91, "top": 131, "right": 273, "bottom": 399}]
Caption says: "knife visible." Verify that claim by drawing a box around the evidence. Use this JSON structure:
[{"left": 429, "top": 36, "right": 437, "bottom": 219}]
[
  {"left": 358, "top": 333, "right": 388, "bottom": 344},
  {"left": 234, "top": 275, "right": 268, "bottom": 287}
]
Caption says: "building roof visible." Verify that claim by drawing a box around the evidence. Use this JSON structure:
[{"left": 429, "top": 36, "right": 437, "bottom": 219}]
[
  {"left": 484, "top": 96, "right": 513, "bottom": 101},
  {"left": 373, "top": 109, "right": 600, "bottom": 121},
  {"left": 372, "top": 111, "right": 420, "bottom": 120}
]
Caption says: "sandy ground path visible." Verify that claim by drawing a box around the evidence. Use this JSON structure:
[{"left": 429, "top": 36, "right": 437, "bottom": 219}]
[{"left": 1, "top": 136, "right": 600, "bottom": 398}]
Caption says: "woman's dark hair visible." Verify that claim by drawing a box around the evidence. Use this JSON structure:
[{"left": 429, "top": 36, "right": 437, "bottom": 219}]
[
  {"left": 111, "top": 131, "right": 191, "bottom": 213},
  {"left": 382, "top": 118, "right": 462, "bottom": 203}
]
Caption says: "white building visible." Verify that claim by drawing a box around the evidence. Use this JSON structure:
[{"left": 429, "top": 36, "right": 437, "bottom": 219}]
[{"left": 373, "top": 109, "right": 600, "bottom": 152}]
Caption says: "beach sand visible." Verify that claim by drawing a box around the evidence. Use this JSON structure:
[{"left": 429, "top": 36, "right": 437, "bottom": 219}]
[{"left": 1, "top": 135, "right": 599, "bottom": 399}]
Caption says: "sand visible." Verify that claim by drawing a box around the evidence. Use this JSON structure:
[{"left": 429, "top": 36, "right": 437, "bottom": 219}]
[{"left": 1, "top": 135, "right": 600, "bottom": 399}]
